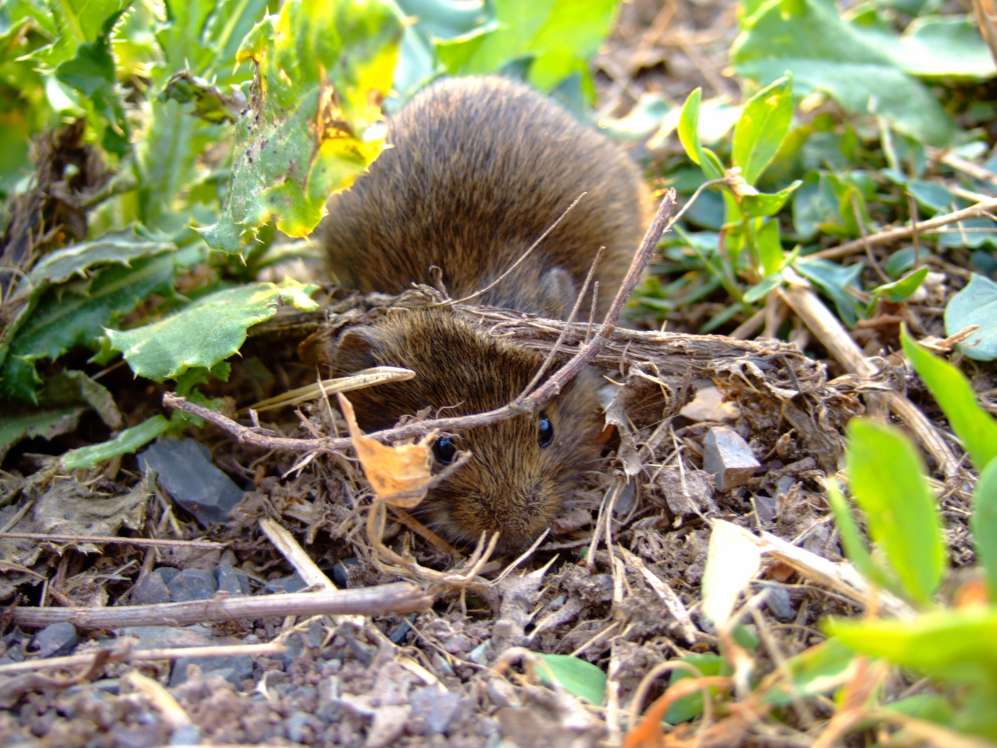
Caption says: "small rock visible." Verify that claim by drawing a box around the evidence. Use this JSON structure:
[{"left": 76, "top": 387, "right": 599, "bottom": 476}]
[
  {"left": 764, "top": 585, "right": 796, "bottom": 622},
  {"left": 264, "top": 573, "right": 306, "bottom": 595},
  {"left": 31, "top": 622, "right": 78, "bottom": 657},
  {"left": 216, "top": 565, "right": 250, "bottom": 595},
  {"left": 388, "top": 618, "right": 412, "bottom": 645},
  {"left": 170, "top": 655, "right": 254, "bottom": 688},
  {"left": 111, "top": 724, "right": 167, "bottom": 748},
  {"left": 331, "top": 558, "right": 361, "bottom": 588},
  {"left": 167, "top": 568, "right": 217, "bottom": 602},
  {"left": 131, "top": 569, "right": 173, "bottom": 605},
  {"left": 138, "top": 438, "right": 244, "bottom": 525},
  {"left": 703, "top": 427, "right": 761, "bottom": 491},
  {"left": 753, "top": 493, "right": 778, "bottom": 525},
  {"left": 658, "top": 467, "right": 717, "bottom": 516},
  {"left": 410, "top": 686, "right": 461, "bottom": 735}
]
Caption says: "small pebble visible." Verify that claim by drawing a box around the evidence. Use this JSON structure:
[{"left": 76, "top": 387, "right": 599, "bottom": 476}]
[
  {"left": 703, "top": 426, "right": 761, "bottom": 491},
  {"left": 167, "top": 568, "right": 218, "bottom": 602},
  {"left": 31, "top": 622, "right": 78, "bottom": 658}
]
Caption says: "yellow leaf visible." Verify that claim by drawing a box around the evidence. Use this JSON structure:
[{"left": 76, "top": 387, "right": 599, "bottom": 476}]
[{"left": 337, "top": 393, "right": 434, "bottom": 507}]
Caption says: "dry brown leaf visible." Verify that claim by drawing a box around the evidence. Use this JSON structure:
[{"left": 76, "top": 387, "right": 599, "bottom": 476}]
[{"left": 337, "top": 393, "right": 434, "bottom": 508}]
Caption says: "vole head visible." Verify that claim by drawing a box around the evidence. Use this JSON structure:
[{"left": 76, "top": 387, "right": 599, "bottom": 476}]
[{"left": 331, "top": 310, "right": 604, "bottom": 551}]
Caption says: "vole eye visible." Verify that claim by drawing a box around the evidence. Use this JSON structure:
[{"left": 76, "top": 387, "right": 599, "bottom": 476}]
[
  {"left": 433, "top": 436, "right": 457, "bottom": 465},
  {"left": 538, "top": 413, "right": 554, "bottom": 448}
]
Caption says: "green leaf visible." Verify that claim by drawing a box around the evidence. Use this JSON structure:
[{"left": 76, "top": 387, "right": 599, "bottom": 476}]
[
  {"left": 105, "top": 280, "right": 319, "bottom": 381},
  {"left": 792, "top": 171, "right": 871, "bottom": 241},
  {"left": 61, "top": 415, "right": 170, "bottom": 470},
  {"left": 795, "top": 256, "right": 864, "bottom": 327},
  {"left": 845, "top": 418, "right": 945, "bottom": 606},
  {"left": 871, "top": 266, "right": 928, "bottom": 303},
  {"left": 664, "top": 654, "right": 730, "bottom": 723},
  {"left": 944, "top": 274, "right": 997, "bottom": 361},
  {"left": 677, "top": 88, "right": 724, "bottom": 181},
  {"left": 825, "top": 478, "right": 899, "bottom": 594},
  {"left": 536, "top": 653, "right": 606, "bottom": 706},
  {"left": 200, "top": 0, "right": 403, "bottom": 252},
  {"left": 23, "top": 231, "right": 175, "bottom": 288},
  {"left": 762, "top": 638, "right": 856, "bottom": 707},
  {"left": 732, "top": 0, "right": 955, "bottom": 146},
  {"left": 732, "top": 75, "right": 793, "bottom": 185},
  {"left": 740, "top": 180, "right": 801, "bottom": 219},
  {"left": 0, "top": 406, "right": 87, "bottom": 462},
  {"left": 54, "top": 8, "right": 131, "bottom": 155},
  {"left": 35, "top": 0, "right": 127, "bottom": 67},
  {"left": 857, "top": 16, "right": 997, "bottom": 81},
  {"left": 742, "top": 272, "right": 783, "bottom": 304},
  {"left": 827, "top": 607, "right": 997, "bottom": 688},
  {"left": 901, "top": 328, "right": 997, "bottom": 472},
  {"left": 435, "top": 0, "right": 618, "bottom": 102},
  {"left": 754, "top": 218, "right": 783, "bottom": 277},
  {"left": 972, "top": 462, "right": 997, "bottom": 603}
]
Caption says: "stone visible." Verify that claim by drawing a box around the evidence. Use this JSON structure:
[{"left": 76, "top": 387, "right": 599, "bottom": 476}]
[
  {"left": 130, "top": 569, "right": 173, "bottom": 605},
  {"left": 216, "top": 565, "right": 250, "bottom": 595},
  {"left": 138, "top": 438, "right": 243, "bottom": 525},
  {"left": 703, "top": 427, "right": 761, "bottom": 491},
  {"left": 167, "top": 568, "right": 217, "bottom": 602},
  {"left": 31, "top": 622, "right": 78, "bottom": 657},
  {"left": 410, "top": 686, "right": 461, "bottom": 735}
]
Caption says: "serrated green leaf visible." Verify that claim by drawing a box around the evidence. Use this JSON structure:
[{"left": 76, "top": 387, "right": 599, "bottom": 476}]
[
  {"left": 53, "top": 7, "right": 131, "bottom": 155},
  {"left": 61, "top": 414, "right": 169, "bottom": 470},
  {"left": 22, "top": 231, "right": 174, "bottom": 289},
  {"left": 1, "top": 253, "right": 179, "bottom": 402},
  {"left": 972, "top": 462, "right": 997, "bottom": 603},
  {"left": 35, "top": 0, "right": 127, "bottom": 67},
  {"left": 845, "top": 418, "right": 945, "bottom": 606},
  {"left": 944, "top": 274, "right": 997, "bottom": 362},
  {"left": 536, "top": 653, "right": 606, "bottom": 706},
  {"left": 901, "top": 328, "right": 997, "bottom": 473},
  {"left": 871, "top": 266, "right": 928, "bottom": 303},
  {"left": 827, "top": 607, "right": 997, "bottom": 688},
  {"left": 732, "top": 0, "right": 955, "bottom": 146},
  {"left": 105, "top": 280, "right": 318, "bottom": 381},
  {"left": 732, "top": 75, "right": 793, "bottom": 185},
  {"left": 200, "top": 0, "right": 403, "bottom": 252},
  {"left": 435, "top": 0, "right": 618, "bottom": 102}
]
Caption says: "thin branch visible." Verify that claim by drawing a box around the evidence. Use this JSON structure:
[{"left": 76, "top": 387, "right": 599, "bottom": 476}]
[
  {"left": 0, "top": 641, "right": 285, "bottom": 677},
  {"left": 811, "top": 195, "right": 997, "bottom": 261},
  {"left": 0, "top": 531, "right": 224, "bottom": 550},
  {"left": 12, "top": 583, "right": 433, "bottom": 629}
]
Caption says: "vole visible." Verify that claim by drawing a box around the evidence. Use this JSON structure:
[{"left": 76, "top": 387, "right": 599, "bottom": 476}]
[{"left": 321, "top": 76, "right": 649, "bottom": 550}]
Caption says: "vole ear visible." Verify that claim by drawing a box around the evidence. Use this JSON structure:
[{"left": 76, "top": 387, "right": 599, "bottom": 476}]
[
  {"left": 330, "top": 325, "right": 384, "bottom": 373},
  {"left": 538, "top": 267, "right": 578, "bottom": 318}
]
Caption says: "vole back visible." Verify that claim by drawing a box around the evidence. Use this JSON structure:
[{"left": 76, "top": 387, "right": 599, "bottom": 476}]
[
  {"left": 323, "top": 76, "right": 648, "bottom": 315},
  {"left": 321, "top": 76, "right": 648, "bottom": 550}
]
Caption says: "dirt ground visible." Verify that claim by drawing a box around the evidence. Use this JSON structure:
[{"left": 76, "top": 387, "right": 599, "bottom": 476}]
[{"left": 0, "top": 1, "right": 988, "bottom": 746}]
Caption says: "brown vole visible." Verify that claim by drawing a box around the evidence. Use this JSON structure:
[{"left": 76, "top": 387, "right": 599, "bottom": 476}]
[{"left": 321, "top": 76, "right": 649, "bottom": 550}]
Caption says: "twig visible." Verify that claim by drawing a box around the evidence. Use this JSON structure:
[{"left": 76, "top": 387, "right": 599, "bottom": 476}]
[
  {"left": 778, "top": 270, "right": 959, "bottom": 477},
  {"left": 0, "top": 531, "right": 224, "bottom": 550},
  {"left": 11, "top": 583, "right": 433, "bottom": 629},
  {"left": 811, "top": 195, "right": 997, "bottom": 260},
  {"left": 0, "top": 641, "right": 286, "bottom": 676}
]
